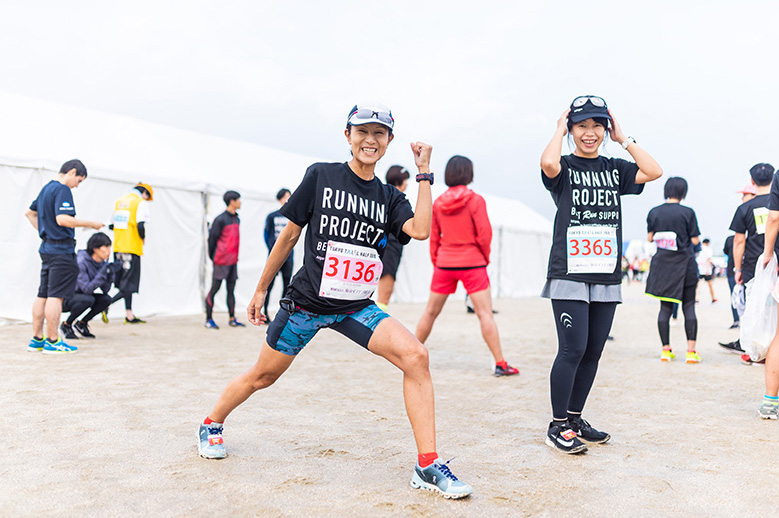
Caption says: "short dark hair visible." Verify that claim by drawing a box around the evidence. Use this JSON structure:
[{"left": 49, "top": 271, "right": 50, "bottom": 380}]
[
  {"left": 276, "top": 188, "right": 291, "bottom": 201},
  {"left": 663, "top": 177, "right": 688, "bottom": 200},
  {"left": 223, "top": 190, "right": 241, "bottom": 205},
  {"left": 134, "top": 185, "right": 150, "bottom": 197},
  {"left": 702, "top": 238, "right": 710, "bottom": 244},
  {"left": 385, "top": 165, "right": 410, "bottom": 187},
  {"left": 60, "top": 159, "right": 87, "bottom": 177},
  {"left": 444, "top": 155, "right": 474, "bottom": 187},
  {"left": 750, "top": 163, "right": 775, "bottom": 187},
  {"left": 87, "top": 232, "right": 112, "bottom": 255},
  {"left": 566, "top": 117, "right": 611, "bottom": 135}
]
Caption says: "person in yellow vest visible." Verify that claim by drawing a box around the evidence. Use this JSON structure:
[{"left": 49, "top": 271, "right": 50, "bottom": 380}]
[{"left": 109, "top": 182, "right": 153, "bottom": 323}]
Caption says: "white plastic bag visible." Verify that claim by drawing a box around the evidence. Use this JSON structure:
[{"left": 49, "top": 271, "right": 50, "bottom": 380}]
[
  {"left": 740, "top": 253, "right": 778, "bottom": 361},
  {"left": 731, "top": 284, "right": 746, "bottom": 317}
]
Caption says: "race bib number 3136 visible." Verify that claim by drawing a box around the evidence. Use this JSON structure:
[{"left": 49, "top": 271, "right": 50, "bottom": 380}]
[
  {"left": 320, "top": 240, "right": 383, "bottom": 300},
  {"left": 566, "top": 225, "right": 618, "bottom": 274}
]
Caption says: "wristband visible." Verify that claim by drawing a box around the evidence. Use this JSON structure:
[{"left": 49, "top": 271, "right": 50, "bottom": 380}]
[
  {"left": 735, "top": 269, "right": 742, "bottom": 272},
  {"left": 621, "top": 136, "right": 636, "bottom": 150},
  {"left": 416, "top": 172, "right": 434, "bottom": 185}
]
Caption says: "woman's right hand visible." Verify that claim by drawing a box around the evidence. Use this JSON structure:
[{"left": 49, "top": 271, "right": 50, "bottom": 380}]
[
  {"left": 557, "top": 109, "right": 570, "bottom": 135},
  {"left": 410, "top": 142, "right": 433, "bottom": 171}
]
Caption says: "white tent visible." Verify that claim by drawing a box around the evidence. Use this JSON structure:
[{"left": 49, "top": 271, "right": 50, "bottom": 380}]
[{"left": 0, "top": 92, "right": 551, "bottom": 322}]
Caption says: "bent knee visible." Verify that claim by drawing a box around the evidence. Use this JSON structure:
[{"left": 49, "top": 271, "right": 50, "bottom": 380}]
[
  {"left": 250, "top": 371, "right": 282, "bottom": 391},
  {"left": 402, "top": 343, "right": 430, "bottom": 371}
]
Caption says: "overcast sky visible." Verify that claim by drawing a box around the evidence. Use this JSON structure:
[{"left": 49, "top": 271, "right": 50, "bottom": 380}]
[{"left": 1, "top": 1, "right": 777, "bottom": 246}]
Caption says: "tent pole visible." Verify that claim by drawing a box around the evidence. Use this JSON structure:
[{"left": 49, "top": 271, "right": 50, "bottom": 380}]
[{"left": 199, "top": 191, "right": 208, "bottom": 312}]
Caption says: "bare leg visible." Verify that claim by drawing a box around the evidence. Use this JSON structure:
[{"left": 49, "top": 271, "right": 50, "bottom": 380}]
[
  {"left": 468, "top": 288, "right": 504, "bottom": 363},
  {"left": 415, "top": 292, "right": 449, "bottom": 343},
  {"left": 766, "top": 305, "right": 779, "bottom": 398},
  {"left": 208, "top": 342, "right": 296, "bottom": 422},
  {"left": 707, "top": 280, "right": 716, "bottom": 302},
  {"left": 369, "top": 317, "right": 435, "bottom": 454},
  {"left": 44, "top": 298, "right": 63, "bottom": 340},
  {"left": 377, "top": 275, "right": 395, "bottom": 307},
  {"left": 32, "top": 297, "right": 46, "bottom": 337}
]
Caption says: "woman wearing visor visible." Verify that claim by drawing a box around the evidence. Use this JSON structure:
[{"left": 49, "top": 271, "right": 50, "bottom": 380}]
[
  {"left": 540, "top": 95, "right": 662, "bottom": 453},
  {"left": 196, "top": 102, "right": 472, "bottom": 499},
  {"left": 645, "top": 177, "right": 702, "bottom": 363}
]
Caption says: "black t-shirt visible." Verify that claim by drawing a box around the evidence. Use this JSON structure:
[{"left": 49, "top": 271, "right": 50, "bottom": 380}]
[
  {"left": 29, "top": 180, "right": 77, "bottom": 254},
  {"left": 543, "top": 155, "right": 643, "bottom": 284},
  {"left": 729, "top": 194, "right": 778, "bottom": 282},
  {"left": 647, "top": 202, "right": 700, "bottom": 257},
  {"left": 723, "top": 235, "right": 735, "bottom": 277},
  {"left": 769, "top": 174, "right": 779, "bottom": 211},
  {"left": 281, "top": 162, "right": 414, "bottom": 314}
]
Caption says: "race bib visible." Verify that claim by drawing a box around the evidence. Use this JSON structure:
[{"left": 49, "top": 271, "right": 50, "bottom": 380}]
[
  {"left": 566, "top": 225, "right": 618, "bottom": 274},
  {"left": 114, "top": 210, "right": 130, "bottom": 230},
  {"left": 754, "top": 207, "right": 768, "bottom": 235},
  {"left": 653, "top": 231, "right": 678, "bottom": 251},
  {"left": 319, "top": 240, "right": 383, "bottom": 300}
]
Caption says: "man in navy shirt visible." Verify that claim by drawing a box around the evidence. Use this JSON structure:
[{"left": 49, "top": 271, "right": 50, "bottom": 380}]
[
  {"left": 263, "top": 188, "right": 293, "bottom": 318},
  {"left": 25, "top": 159, "right": 104, "bottom": 354}
]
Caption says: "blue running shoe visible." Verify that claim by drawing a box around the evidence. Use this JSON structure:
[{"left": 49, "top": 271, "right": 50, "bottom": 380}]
[
  {"left": 228, "top": 318, "right": 245, "bottom": 327},
  {"left": 410, "top": 458, "right": 472, "bottom": 499},
  {"left": 198, "top": 422, "right": 226, "bottom": 459},
  {"left": 204, "top": 319, "right": 219, "bottom": 330},
  {"left": 42, "top": 338, "right": 77, "bottom": 354},
  {"left": 28, "top": 337, "right": 45, "bottom": 352}
]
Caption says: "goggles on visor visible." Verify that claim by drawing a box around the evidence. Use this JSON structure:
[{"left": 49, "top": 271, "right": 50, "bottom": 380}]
[
  {"left": 572, "top": 96, "right": 607, "bottom": 108},
  {"left": 348, "top": 107, "right": 394, "bottom": 127}
]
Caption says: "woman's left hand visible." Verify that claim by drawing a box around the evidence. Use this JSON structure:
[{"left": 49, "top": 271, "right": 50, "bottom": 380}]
[
  {"left": 608, "top": 109, "right": 627, "bottom": 145},
  {"left": 410, "top": 142, "right": 432, "bottom": 171}
]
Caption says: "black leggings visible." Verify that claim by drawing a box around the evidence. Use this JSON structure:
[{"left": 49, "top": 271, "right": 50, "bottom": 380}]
[
  {"left": 64, "top": 293, "right": 112, "bottom": 324},
  {"left": 657, "top": 284, "right": 697, "bottom": 346},
  {"left": 265, "top": 259, "right": 293, "bottom": 315},
  {"left": 550, "top": 300, "right": 617, "bottom": 420},
  {"left": 205, "top": 278, "right": 236, "bottom": 320}
]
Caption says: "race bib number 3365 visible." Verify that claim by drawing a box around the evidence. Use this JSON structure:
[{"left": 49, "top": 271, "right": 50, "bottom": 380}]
[
  {"left": 566, "top": 225, "right": 618, "bottom": 274},
  {"left": 320, "top": 240, "right": 383, "bottom": 300}
]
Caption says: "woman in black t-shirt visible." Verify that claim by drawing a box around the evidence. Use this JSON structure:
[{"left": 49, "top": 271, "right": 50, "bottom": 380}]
[
  {"left": 195, "top": 102, "right": 473, "bottom": 499},
  {"left": 539, "top": 95, "right": 663, "bottom": 454},
  {"left": 645, "top": 177, "right": 701, "bottom": 363}
]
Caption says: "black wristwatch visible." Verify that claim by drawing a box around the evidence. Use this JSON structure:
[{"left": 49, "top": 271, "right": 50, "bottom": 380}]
[{"left": 416, "top": 172, "right": 434, "bottom": 185}]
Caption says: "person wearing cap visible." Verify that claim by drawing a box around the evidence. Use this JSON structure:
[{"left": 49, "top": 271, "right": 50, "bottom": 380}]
[
  {"left": 25, "top": 159, "right": 104, "bottom": 354},
  {"left": 719, "top": 163, "right": 779, "bottom": 358},
  {"left": 376, "top": 165, "right": 410, "bottom": 311},
  {"left": 263, "top": 188, "right": 294, "bottom": 319},
  {"left": 644, "top": 177, "right": 702, "bottom": 363},
  {"left": 722, "top": 183, "right": 756, "bottom": 330},
  {"left": 415, "top": 155, "right": 519, "bottom": 377},
  {"left": 109, "top": 182, "right": 153, "bottom": 324},
  {"left": 540, "top": 95, "right": 662, "bottom": 454},
  {"left": 196, "top": 102, "right": 473, "bottom": 499},
  {"left": 205, "top": 190, "right": 244, "bottom": 329}
]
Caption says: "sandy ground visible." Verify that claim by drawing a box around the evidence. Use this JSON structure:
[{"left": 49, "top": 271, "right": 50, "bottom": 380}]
[{"left": 1, "top": 277, "right": 777, "bottom": 518}]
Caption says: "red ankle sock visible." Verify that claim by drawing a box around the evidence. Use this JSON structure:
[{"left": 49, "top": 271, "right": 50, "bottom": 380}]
[
  {"left": 418, "top": 452, "right": 438, "bottom": 467},
  {"left": 496, "top": 360, "right": 508, "bottom": 369},
  {"left": 204, "top": 416, "right": 214, "bottom": 425}
]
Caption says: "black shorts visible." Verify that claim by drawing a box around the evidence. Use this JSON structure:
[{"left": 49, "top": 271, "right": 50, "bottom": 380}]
[
  {"left": 115, "top": 253, "right": 142, "bottom": 293},
  {"left": 699, "top": 273, "right": 714, "bottom": 282},
  {"left": 37, "top": 253, "right": 78, "bottom": 299},
  {"left": 381, "top": 239, "right": 403, "bottom": 280},
  {"left": 213, "top": 264, "right": 238, "bottom": 281}
]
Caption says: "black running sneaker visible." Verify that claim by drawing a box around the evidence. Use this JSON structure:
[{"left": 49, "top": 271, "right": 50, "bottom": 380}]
[
  {"left": 73, "top": 320, "right": 96, "bottom": 338},
  {"left": 546, "top": 421, "right": 587, "bottom": 454},
  {"left": 124, "top": 317, "right": 146, "bottom": 324},
  {"left": 719, "top": 340, "right": 744, "bottom": 354},
  {"left": 568, "top": 416, "right": 610, "bottom": 444},
  {"left": 59, "top": 322, "right": 79, "bottom": 340}
]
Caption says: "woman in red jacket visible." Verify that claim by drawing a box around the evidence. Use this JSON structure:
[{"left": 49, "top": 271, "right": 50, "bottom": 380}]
[{"left": 415, "top": 155, "right": 518, "bottom": 376}]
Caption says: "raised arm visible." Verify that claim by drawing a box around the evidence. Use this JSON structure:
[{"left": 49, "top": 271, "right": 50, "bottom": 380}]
[
  {"left": 401, "top": 142, "right": 433, "bottom": 240},
  {"left": 247, "top": 221, "right": 303, "bottom": 325},
  {"left": 540, "top": 109, "right": 570, "bottom": 179},
  {"left": 609, "top": 110, "right": 662, "bottom": 185}
]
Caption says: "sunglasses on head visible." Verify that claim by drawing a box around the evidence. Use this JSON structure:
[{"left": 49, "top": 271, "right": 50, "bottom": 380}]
[
  {"left": 349, "top": 107, "right": 394, "bottom": 126},
  {"left": 572, "top": 96, "right": 607, "bottom": 108}
]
